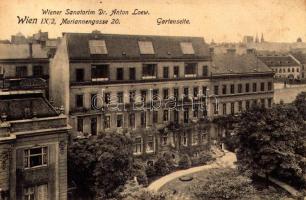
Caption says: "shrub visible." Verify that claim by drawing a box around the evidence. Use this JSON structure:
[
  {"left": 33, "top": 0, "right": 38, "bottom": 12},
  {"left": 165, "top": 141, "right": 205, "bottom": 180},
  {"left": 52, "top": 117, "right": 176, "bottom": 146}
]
[
  {"left": 198, "top": 151, "right": 215, "bottom": 165},
  {"left": 154, "top": 157, "right": 171, "bottom": 176},
  {"left": 145, "top": 164, "right": 156, "bottom": 178},
  {"left": 178, "top": 154, "right": 191, "bottom": 169}
]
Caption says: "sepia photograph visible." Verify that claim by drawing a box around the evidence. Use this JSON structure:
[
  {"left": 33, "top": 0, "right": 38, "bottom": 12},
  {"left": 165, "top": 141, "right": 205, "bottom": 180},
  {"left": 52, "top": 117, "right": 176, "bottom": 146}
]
[{"left": 0, "top": 0, "right": 306, "bottom": 199}]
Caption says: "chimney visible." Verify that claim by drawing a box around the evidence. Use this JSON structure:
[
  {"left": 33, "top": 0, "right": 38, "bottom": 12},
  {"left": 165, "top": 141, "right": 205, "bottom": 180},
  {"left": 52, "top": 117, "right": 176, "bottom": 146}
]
[{"left": 29, "top": 42, "right": 33, "bottom": 59}]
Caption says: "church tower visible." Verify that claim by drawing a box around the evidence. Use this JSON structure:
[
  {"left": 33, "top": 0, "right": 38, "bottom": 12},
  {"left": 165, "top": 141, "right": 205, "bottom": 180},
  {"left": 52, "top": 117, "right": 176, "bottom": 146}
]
[{"left": 261, "top": 33, "right": 265, "bottom": 43}]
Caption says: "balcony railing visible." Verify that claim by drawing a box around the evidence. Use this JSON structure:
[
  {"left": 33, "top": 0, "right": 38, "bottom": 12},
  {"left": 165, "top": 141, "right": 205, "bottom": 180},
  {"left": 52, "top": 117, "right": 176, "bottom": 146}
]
[{"left": 0, "top": 78, "right": 47, "bottom": 90}]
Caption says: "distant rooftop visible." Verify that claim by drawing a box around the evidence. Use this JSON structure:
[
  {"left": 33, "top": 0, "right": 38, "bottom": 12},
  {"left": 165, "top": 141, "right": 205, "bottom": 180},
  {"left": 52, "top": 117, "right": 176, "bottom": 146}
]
[{"left": 0, "top": 43, "right": 48, "bottom": 60}]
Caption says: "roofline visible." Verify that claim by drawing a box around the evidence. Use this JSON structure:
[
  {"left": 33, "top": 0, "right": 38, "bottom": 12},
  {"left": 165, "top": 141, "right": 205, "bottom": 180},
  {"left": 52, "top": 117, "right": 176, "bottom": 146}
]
[
  {"left": 63, "top": 32, "right": 206, "bottom": 40},
  {"left": 211, "top": 71, "right": 274, "bottom": 79},
  {"left": 69, "top": 57, "right": 212, "bottom": 63},
  {"left": 0, "top": 58, "right": 49, "bottom": 64}
]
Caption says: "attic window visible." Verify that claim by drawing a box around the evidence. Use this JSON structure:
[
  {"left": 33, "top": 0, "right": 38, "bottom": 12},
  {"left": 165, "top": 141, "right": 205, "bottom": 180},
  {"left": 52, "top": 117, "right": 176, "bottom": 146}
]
[
  {"left": 89, "top": 40, "right": 108, "bottom": 54},
  {"left": 138, "top": 41, "right": 154, "bottom": 54},
  {"left": 180, "top": 42, "right": 195, "bottom": 54}
]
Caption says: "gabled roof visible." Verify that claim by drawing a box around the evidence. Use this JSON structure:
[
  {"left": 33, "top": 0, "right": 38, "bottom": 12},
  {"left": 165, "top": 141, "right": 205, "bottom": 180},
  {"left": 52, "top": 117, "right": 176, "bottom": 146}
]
[
  {"left": 0, "top": 44, "right": 48, "bottom": 60},
  {"left": 0, "top": 94, "right": 58, "bottom": 120},
  {"left": 211, "top": 53, "right": 272, "bottom": 75},
  {"left": 291, "top": 52, "right": 306, "bottom": 64},
  {"left": 257, "top": 55, "right": 300, "bottom": 67},
  {"left": 65, "top": 32, "right": 210, "bottom": 61}
]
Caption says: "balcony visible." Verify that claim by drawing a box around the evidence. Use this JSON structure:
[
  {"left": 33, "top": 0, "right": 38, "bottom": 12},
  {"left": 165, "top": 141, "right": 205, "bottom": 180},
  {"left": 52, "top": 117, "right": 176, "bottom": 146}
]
[{"left": 0, "top": 78, "right": 47, "bottom": 91}]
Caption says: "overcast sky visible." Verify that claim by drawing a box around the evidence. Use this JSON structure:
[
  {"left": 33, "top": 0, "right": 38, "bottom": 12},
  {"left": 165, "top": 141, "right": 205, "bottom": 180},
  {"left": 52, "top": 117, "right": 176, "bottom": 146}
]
[{"left": 0, "top": 0, "right": 305, "bottom": 43}]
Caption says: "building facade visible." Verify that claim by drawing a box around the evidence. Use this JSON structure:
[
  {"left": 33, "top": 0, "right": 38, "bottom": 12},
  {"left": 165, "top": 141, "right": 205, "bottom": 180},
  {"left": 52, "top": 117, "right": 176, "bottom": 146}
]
[{"left": 50, "top": 31, "right": 274, "bottom": 159}]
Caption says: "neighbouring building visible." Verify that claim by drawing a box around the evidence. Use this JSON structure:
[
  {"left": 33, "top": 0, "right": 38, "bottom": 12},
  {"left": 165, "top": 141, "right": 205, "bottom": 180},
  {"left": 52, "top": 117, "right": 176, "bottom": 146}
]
[
  {"left": 0, "top": 43, "right": 50, "bottom": 97},
  {"left": 291, "top": 52, "right": 306, "bottom": 79},
  {"left": 49, "top": 31, "right": 274, "bottom": 161},
  {"left": 257, "top": 53, "right": 301, "bottom": 79},
  {"left": 0, "top": 92, "right": 70, "bottom": 200}
]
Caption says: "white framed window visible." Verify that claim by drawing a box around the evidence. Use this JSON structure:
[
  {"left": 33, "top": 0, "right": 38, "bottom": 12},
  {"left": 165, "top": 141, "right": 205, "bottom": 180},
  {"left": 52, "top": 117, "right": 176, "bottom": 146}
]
[
  {"left": 182, "top": 132, "right": 188, "bottom": 146},
  {"left": 104, "top": 115, "right": 111, "bottom": 129},
  {"left": 180, "top": 42, "right": 195, "bottom": 54},
  {"left": 138, "top": 41, "right": 154, "bottom": 54},
  {"left": 24, "top": 147, "right": 48, "bottom": 169},
  {"left": 89, "top": 40, "right": 108, "bottom": 54},
  {"left": 192, "top": 133, "right": 198, "bottom": 145},
  {"left": 116, "top": 114, "right": 123, "bottom": 128},
  {"left": 146, "top": 135, "right": 154, "bottom": 153},
  {"left": 24, "top": 184, "right": 48, "bottom": 200},
  {"left": 161, "top": 134, "right": 168, "bottom": 146},
  {"left": 133, "top": 137, "right": 142, "bottom": 155}
]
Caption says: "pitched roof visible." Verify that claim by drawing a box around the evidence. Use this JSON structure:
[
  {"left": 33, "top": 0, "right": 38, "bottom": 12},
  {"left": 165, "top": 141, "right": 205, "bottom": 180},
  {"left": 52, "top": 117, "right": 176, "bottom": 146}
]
[
  {"left": 0, "top": 94, "right": 58, "bottom": 120},
  {"left": 291, "top": 52, "right": 306, "bottom": 64},
  {"left": 211, "top": 53, "right": 271, "bottom": 75},
  {"left": 257, "top": 55, "right": 300, "bottom": 67},
  {"left": 0, "top": 44, "right": 48, "bottom": 60},
  {"left": 65, "top": 32, "right": 210, "bottom": 61}
]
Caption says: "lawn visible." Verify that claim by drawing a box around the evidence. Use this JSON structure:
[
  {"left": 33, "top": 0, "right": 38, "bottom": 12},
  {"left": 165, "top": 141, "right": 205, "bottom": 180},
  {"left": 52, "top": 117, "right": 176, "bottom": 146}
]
[{"left": 160, "top": 167, "right": 290, "bottom": 200}]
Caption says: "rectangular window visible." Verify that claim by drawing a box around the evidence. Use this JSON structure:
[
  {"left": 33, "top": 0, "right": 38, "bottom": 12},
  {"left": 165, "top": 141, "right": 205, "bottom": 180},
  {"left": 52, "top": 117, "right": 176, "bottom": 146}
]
[
  {"left": 146, "top": 135, "right": 154, "bottom": 153},
  {"left": 16, "top": 66, "right": 27, "bottom": 77},
  {"left": 214, "top": 85, "right": 219, "bottom": 95},
  {"left": 231, "top": 102, "right": 235, "bottom": 114},
  {"left": 174, "top": 110, "right": 179, "bottom": 123},
  {"left": 222, "top": 85, "right": 227, "bottom": 95},
  {"left": 260, "top": 82, "right": 265, "bottom": 91},
  {"left": 152, "top": 89, "right": 159, "bottom": 101},
  {"left": 268, "top": 98, "right": 272, "bottom": 108},
  {"left": 202, "top": 86, "right": 207, "bottom": 96},
  {"left": 174, "top": 66, "right": 179, "bottom": 78},
  {"left": 192, "top": 133, "right": 198, "bottom": 145},
  {"left": 253, "top": 83, "right": 257, "bottom": 92},
  {"left": 141, "top": 90, "right": 147, "bottom": 103},
  {"left": 261, "top": 99, "right": 265, "bottom": 108},
  {"left": 117, "top": 114, "right": 123, "bottom": 128},
  {"left": 104, "top": 92, "right": 111, "bottom": 104},
  {"left": 184, "top": 87, "right": 189, "bottom": 97},
  {"left": 24, "top": 147, "right": 48, "bottom": 169},
  {"left": 116, "top": 68, "right": 123, "bottom": 80},
  {"left": 33, "top": 65, "right": 43, "bottom": 77},
  {"left": 193, "top": 87, "right": 199, "bottom": 98},
  {"left": 268, "top": 82, "right": 272, "bottom": 91},
  {"left": 213, "top": 103, "right": 219, "bottom": 115},
  {"left": 141, "top": 112, "right": 146, "bottom": 127},
  {"left": 184, "top": 109, "right": 189, "bottom": 123},
  {"left": 193, "top": 106, "right": 198, "bottom": 118},
  {"left": 89, "top": 40, "right": 108, "bottom": 54},
  {"left": 76, "top": 68, "right": 84, "bottom": 82},
  {"left": 222, "top": 103, "right": 227, "bottom": 115},
  {"left": 76, "top": 95, "right": 83, "bottom": 108},
  {"left": 184, "top": 63, "right": 197, "bottom": 77},
  {"left": 138, "top": 41, "right": 154, "bottom": 54},
  {"left": 238, "top": 101, "right": 242, "bottom": 112},
  {"left": 104, "top": 115, "right": 110, "bottom": 129},
  {"left": 153, "top": 111, "right": 158, "bottom": 123},
  {"left": 117, "top": 92, "right": 124, "bottom": 104},
  {"left": 245, "top": 83, "right": 250, "bottom": 93},
  {"left": 173, "top": 88, "right": 179, "bottom": 100},
  {"left": 133, "top": 137, "right": 142, "bottom": 154},
  {"left": 238, "top": 84, "right": 242, "bottom": 93},
  {"left": 246, "top": 100, "right": 250, "bottom": 110},
  {"left": 163, "top": 110, "right": 169, "bottom": 121},
  {"left": 129, "top": 113, "right": 135, "bottom": 128},
  {"left": 129, "top": 68, "right": 136, "bottom": 80},
  {"left": 142, "top": 64, "right": 157, "bottom": 78},
  {"left": 163, "top": 89, "right": 169, "bottom": 100},
  {"left": 161, "top": 134, "right": 168, "bottom": 146},
  {"left": 180, "top": 42, "right": 195, "bottom": 54},
  {"left": 91, "top": 117, "right": 97, "bottom": 135},
  {"left": 129, "top": 91, "right": 136, "bottom": 103},
  {"left": 182, "top": 132, "right": 188, "bottom": 146},
  {"left": 77, "top": 117, "right": 83, "bottom": 132},
  {"left": 24, "top": 185, "right": 48, "bottom": 200},
  {"left": 163, "top": 66, "right": 169, "bottom": 79},
  {"left": 91, "top": 65, "right": 109, "bottom": 81},
  {"left": 203, "top": 65, "right": 208, "bottom": 76},
  {"left": 230, "top": 84, "right": 235, "bottom": 94}
]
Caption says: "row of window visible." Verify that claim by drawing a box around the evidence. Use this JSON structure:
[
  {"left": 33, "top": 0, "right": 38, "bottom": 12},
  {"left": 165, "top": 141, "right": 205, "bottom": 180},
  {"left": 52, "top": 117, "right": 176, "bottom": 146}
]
[
  {"left": 75, "top": 86, "right": 210, "bottom": 108},
  {"left": 213, "top": 98, "right": 273, "bottom": 115},
  {"left": 75, "top": 64, "right": 209, "bottom": 82},
  {"left": 133, "top": 131, "right": 208, "bottom": 155},
  {"left": 3, "top": 65, "right": 44, "bottom": 78},
  {"left": 273, "top": 67, "right": 300, "bottom": 73},
  {"left": 89, "top": 40, "right": 196, "bottom": 55},
  {"left": 213, "top": 82, "right": 273, "bottom": 95}
]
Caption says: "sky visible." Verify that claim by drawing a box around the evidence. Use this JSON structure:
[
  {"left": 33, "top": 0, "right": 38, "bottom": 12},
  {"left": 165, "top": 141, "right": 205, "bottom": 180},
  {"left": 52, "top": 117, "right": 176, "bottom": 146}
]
[{"left": 0, "top": 0, "right": 305, "bottom": 43}]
